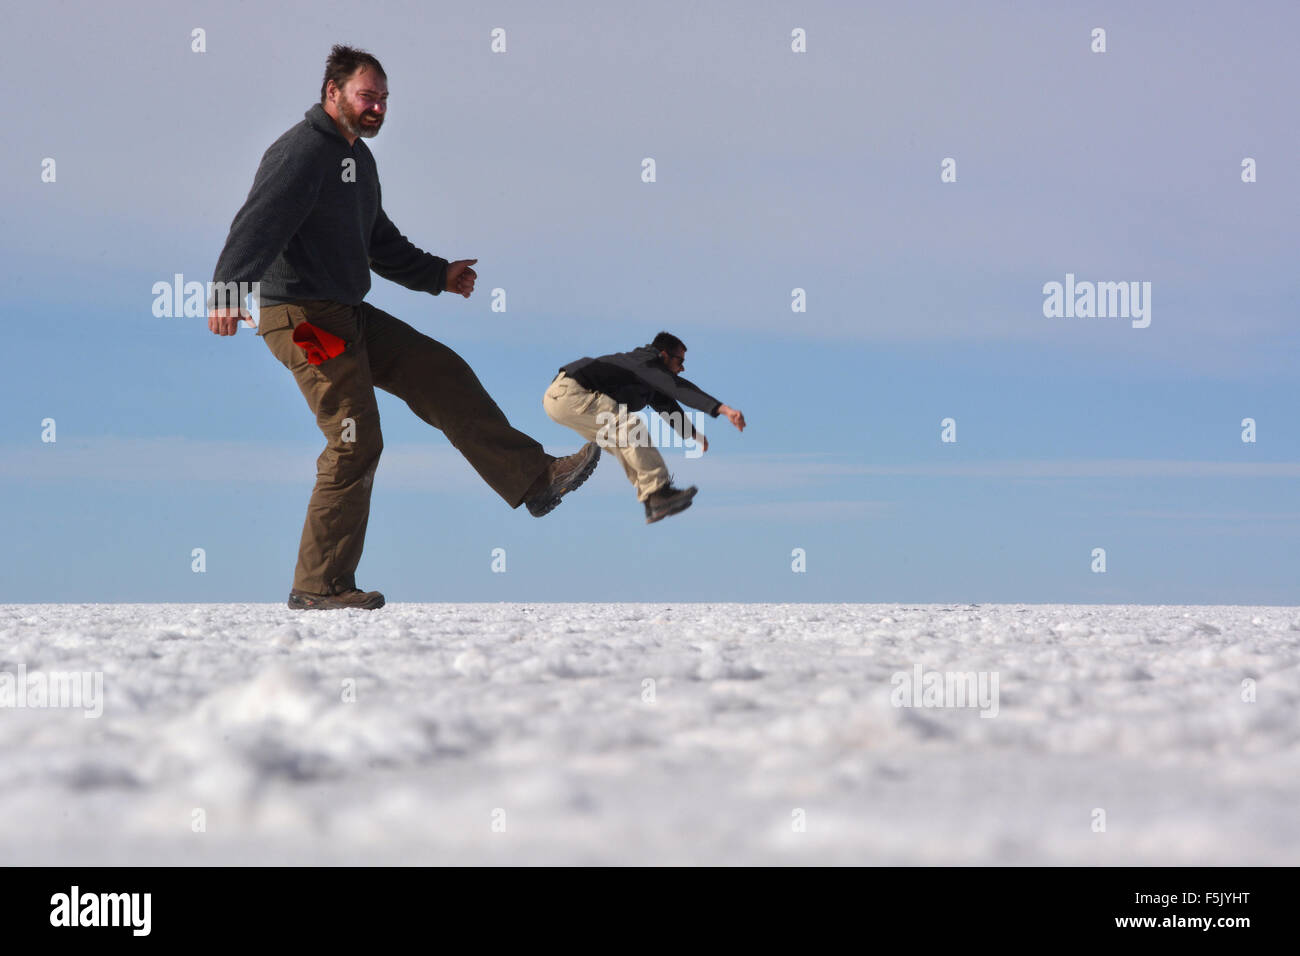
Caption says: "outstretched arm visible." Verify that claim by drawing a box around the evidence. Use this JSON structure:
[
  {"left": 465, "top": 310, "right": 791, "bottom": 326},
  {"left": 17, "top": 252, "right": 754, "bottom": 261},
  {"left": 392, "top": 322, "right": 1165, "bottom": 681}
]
[
  {"left": 369, "top": 199, "right": 451, "bottom": 295},
  {"left": 649, "top": 396, "right": 743, "bottom": 451},
  {"left": 629, "top": 364, "right": 723, "bottom": 417},
  {"left": 370, "top": 204, "right": 479, "bottom": 298}
]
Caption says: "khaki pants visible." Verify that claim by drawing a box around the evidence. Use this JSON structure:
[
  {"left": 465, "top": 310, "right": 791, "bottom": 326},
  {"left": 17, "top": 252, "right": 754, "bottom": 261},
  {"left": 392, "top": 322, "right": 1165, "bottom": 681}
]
[
  {"left": 543, "top": 371, "right": 668, "bottom": 502},
  {"left": 259, "top": 299, "right": 551, "bottom": 595}
]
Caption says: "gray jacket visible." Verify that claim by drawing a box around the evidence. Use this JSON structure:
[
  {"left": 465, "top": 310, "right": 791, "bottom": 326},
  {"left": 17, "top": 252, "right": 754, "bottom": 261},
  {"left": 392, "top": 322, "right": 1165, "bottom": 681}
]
[{"left": 209, "top": 104, "right": 447, "bottom": 309}]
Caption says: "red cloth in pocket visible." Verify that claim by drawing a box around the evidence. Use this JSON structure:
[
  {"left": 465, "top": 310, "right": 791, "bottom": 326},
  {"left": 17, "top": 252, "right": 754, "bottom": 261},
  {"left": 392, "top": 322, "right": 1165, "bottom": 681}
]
[{"left": 292, "top": 321, "right": 348, "bottom": 365}]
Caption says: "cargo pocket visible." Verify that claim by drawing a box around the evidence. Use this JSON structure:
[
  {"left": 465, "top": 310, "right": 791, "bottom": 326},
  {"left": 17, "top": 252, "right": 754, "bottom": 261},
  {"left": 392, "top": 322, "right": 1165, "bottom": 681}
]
[{"left": 254, "top": 304, "right": 295, "bottom": 337}]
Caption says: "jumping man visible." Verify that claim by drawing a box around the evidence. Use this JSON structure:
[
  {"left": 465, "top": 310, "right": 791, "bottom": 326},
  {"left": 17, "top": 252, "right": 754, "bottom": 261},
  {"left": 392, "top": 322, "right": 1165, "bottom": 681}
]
[{"left": 544, "top": 332, "right": 746, "bottom": 523}]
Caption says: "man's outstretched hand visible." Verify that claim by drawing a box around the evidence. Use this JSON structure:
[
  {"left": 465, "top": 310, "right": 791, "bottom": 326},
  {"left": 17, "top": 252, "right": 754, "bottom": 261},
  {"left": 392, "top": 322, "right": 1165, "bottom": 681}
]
[
  {"left": 718, "top": 404, "right": 746, "bottom": 431},
  {"left": 208, "top": 308, "right": 255, "bottom": 336},
  {"left": 445, "top": 258, "right": 478, "bottom": 298}
]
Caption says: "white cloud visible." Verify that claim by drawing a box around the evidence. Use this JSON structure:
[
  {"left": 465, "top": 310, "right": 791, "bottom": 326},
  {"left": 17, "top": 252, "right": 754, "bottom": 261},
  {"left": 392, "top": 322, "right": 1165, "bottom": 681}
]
[
  {"left": 696, "top": 455, "right": 1300, "bottom": 486},
  {"left": 5, "top": 440, "right": 1293, "bottom": 493},
  {"left": 0, "top": 437, "right": 480, "bottom": 491},
  {"left": 703, "top": 499, "right": 892, "bottom": 522}
]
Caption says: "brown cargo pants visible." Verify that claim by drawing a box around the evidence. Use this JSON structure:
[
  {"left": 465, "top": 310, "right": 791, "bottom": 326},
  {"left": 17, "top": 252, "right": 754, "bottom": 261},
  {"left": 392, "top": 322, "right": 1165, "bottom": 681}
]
[{"left": 257, "top": 299, "right": 552, "bottom": 596}]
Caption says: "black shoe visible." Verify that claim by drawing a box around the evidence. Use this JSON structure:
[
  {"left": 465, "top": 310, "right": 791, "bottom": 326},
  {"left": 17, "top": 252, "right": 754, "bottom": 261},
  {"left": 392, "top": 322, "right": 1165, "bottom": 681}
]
[
  {"left": 524, "top": 441, "right": 601, "bottom": 517},
  {"left": 288, "top": 587, "right": 385, "bottom": 610},
  {"left": 644, "top": 483, "right": 697, "bottom": 524}
]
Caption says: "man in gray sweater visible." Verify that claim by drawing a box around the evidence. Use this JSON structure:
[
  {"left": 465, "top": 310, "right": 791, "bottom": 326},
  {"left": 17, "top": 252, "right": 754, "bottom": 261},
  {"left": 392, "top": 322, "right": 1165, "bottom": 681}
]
[{"left": 207, "top": 45, "right": 598, "bottom": 611}]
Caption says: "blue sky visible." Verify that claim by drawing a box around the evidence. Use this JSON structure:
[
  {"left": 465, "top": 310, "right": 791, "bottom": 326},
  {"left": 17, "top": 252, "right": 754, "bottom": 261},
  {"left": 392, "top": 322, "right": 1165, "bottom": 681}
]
[{"left": 2, "top": 0, "right": 1296, "bottom": 604}]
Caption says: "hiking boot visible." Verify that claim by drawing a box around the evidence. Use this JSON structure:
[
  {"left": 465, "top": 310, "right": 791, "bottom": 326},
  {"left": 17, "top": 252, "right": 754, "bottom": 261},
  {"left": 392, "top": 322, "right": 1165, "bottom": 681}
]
[
  {"left": 524, "top": 441, "right": 601, "bottom": 517},
  {"left": 644, "top": 483, "right": 697, "bottom": 524},
  {"left": 287, "top": 586, "right": 386, "bottom": 610}
]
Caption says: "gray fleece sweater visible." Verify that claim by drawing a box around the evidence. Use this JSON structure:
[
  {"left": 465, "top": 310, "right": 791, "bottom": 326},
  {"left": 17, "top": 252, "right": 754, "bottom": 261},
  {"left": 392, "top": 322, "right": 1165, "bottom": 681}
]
[{"left": 208, "top": 104, "right": 447, "bottom": 310}]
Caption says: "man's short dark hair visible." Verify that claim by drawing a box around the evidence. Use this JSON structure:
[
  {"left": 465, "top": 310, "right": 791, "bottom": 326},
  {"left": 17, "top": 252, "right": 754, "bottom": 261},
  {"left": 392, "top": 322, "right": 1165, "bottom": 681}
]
[
  {"left": 321, "top": 45, "right": 387, "bottom": 103},
  {"left": 652, "top": 332, "right": 685, "bottom": 354}
]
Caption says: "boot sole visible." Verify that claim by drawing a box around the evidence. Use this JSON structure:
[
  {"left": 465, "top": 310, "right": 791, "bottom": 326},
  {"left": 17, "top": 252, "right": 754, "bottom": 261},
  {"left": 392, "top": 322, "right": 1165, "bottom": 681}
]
[
  {"left": 645, "top": 496, "right": 695, "bottom": 524},
  {"left": 288, "top": 593, "right": 386, "bottom": 610},
  {"left": 527, "top": 443, "right": 601, "bottom": 517}
]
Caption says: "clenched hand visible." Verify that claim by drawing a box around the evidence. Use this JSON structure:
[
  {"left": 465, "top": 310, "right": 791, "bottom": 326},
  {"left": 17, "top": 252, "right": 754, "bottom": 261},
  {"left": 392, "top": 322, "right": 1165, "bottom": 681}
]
[
  {"left": 445, "top": 258, "right": 478, "bottom": 298},
  {"left": 208, "top": 308, "right": 254, "bottom": 336}
]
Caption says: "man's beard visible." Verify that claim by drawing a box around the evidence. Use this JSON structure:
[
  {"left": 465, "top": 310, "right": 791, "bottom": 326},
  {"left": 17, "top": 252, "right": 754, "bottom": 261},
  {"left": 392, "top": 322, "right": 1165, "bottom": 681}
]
[{"left": 340, "top": 101, "right": 384, "bottom": 138}]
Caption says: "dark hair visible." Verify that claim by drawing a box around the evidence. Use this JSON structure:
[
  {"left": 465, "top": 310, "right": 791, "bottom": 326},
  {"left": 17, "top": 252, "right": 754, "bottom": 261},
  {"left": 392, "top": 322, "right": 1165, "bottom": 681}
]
[
  {"left": 321, "top": 45, "right": 387, "bottom": 104},
  {"left": 652, "top": 331, "right": 685, "bottom": 354}
]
